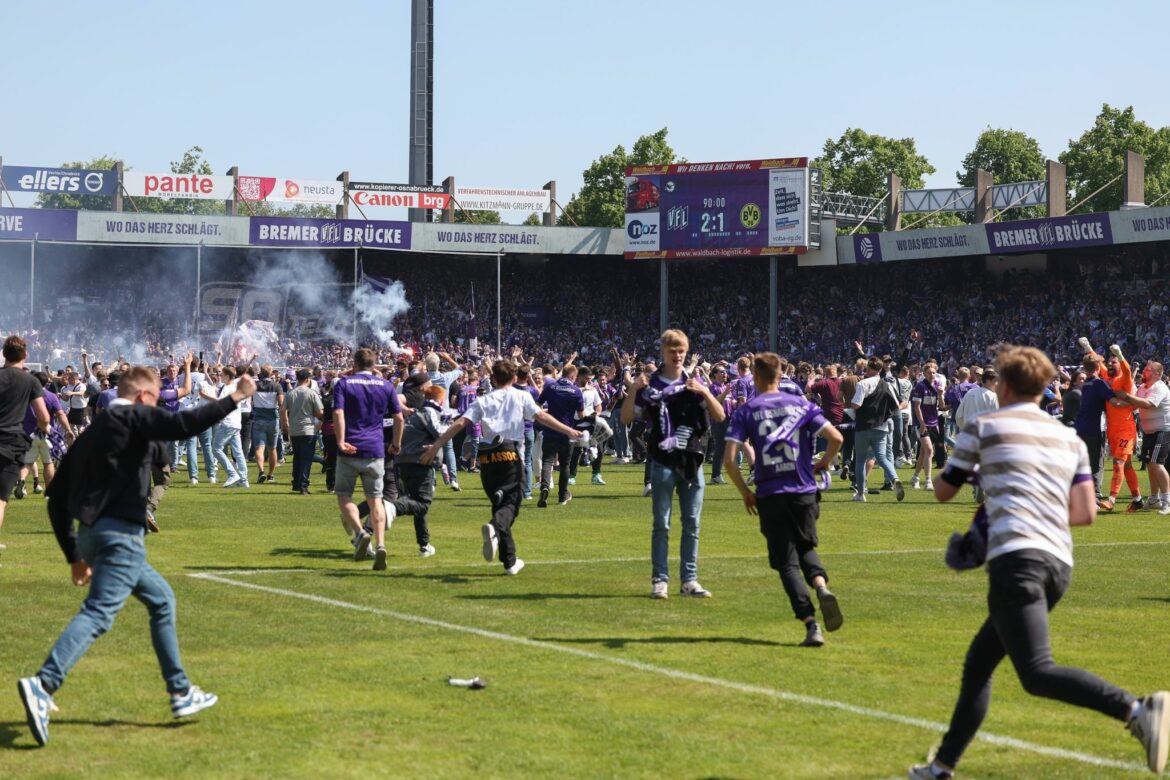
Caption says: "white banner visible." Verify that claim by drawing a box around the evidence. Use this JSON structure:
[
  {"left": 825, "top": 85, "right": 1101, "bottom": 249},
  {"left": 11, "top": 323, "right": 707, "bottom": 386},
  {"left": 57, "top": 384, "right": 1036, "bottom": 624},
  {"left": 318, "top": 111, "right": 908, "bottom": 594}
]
[
  {"left": 414, "top": 223, "right": 622, "bottom": 255},
  {"left": 76, "top": 211, "right": 249, "bottom": 245},
  {"left": 768, "top": 168, "right": 808, "bottom": 248},
  {"left": 453, "top": 186, "right": 550, "bottom": 213},
  {"left": 237, "top": 176, "right": 343, "bottom": 205},
  {"left": 123, "top": 172, "right": 234, "bottom": 200}
]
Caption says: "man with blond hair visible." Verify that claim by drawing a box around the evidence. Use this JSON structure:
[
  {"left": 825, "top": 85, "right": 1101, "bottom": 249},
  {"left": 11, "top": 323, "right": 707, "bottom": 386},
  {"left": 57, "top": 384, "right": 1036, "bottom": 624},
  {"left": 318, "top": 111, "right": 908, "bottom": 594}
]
[
  {"left": 623, "top": 329, "right": 725, "bottom": 599},
  {"left": 911, "top": 345, "right": 1168, "bottom": 778}
]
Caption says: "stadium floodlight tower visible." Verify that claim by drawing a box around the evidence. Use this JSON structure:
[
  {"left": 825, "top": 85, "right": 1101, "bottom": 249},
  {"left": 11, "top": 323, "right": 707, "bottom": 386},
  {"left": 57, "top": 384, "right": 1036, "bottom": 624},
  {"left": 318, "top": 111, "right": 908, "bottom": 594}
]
[{"left": 408, "top": 0, "right": 434, "bottom": 223}]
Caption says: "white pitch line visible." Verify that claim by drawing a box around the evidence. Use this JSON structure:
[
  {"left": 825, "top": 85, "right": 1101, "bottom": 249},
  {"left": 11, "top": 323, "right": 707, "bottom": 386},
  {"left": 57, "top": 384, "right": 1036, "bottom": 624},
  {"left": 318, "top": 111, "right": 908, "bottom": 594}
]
[{"left": 189, "top": 572, "right": 1143, "bottom": 773}]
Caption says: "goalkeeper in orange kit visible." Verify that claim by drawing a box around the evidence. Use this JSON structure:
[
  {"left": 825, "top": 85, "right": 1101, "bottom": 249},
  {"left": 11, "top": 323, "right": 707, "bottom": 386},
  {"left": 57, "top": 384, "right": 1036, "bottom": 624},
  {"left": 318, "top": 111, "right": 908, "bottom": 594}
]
[{"left": 1079, "top": 337, "right": 1142, "bottom": 511}]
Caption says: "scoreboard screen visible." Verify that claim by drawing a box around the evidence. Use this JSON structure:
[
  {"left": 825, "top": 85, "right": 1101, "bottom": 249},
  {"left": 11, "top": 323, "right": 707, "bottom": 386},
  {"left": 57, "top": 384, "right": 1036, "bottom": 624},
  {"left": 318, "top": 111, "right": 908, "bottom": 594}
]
[{"left": 623, "top": 158, "right": 813, "bottom": 259}]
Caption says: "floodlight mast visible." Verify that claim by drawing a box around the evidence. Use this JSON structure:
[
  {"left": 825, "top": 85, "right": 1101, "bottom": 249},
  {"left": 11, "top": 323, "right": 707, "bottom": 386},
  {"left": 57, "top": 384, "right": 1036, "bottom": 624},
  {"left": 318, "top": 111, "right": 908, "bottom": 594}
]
[{"left": 408, "top": 0, "right": 434, "bottom": 224}]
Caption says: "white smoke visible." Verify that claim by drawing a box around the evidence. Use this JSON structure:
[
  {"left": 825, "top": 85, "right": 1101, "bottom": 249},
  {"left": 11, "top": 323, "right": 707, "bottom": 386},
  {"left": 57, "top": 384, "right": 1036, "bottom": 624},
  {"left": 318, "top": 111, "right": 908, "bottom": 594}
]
[{"left": 350, "top": 279, "right": 411, "bottom": 354}]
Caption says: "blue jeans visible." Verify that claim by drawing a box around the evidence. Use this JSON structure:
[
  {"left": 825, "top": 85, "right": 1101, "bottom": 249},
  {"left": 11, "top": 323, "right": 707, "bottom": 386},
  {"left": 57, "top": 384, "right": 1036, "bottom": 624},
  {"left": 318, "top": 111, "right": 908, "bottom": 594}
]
[
  {"left": 291, "top": 435, "right": 316, "bottom": 490},
  {"left": 649, "top": 460, "right": 705, "bottom": 584},
  {"left": 442, "top": 439, "right": 458, "bottom": 482},
  {"left": 854, "top": 426, "right": 898, "bottom": 494},
  {"left": 522, "top": 428, "right": 535, "bottom": 497},
  {"left": 611, "top": 417, "right": 630, "bottom": 458},
  {"left": 184, "top": 428, "right": 217, "bottom": 480},
  {"left": 38, "top": 516, "right": 189, "bottom": 695},
  {"left": 214, "top": 424, "right": 247, "bottom": 483}
]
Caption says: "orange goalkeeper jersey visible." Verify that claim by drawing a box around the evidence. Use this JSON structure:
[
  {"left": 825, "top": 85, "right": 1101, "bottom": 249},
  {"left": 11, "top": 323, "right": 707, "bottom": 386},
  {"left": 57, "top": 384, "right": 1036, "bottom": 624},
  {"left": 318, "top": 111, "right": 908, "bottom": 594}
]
[{"left": 1104, "top": 357, "right": 1137, "bottom": 437}]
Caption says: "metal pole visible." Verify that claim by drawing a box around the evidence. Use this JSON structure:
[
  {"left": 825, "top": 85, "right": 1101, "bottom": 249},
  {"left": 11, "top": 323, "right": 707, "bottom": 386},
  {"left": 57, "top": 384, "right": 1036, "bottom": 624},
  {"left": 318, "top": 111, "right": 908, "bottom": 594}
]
[
  {"left": 658, "top": 258, "right": 668, "bottom": 333},
  {"left": 195, "top": 242, "right": 202, "bottom": 341},
  {"left": 496, "top": 249, "right": 502, "bottom": 356},
  {"left": 768, "top": 256, "right": 778, "bottom": 352},
  {"left": 353, "top": 246, "right": 360, "bottom": 345},
  {"left": 30, "top": 234, "right": 37, "bottom": 328}
]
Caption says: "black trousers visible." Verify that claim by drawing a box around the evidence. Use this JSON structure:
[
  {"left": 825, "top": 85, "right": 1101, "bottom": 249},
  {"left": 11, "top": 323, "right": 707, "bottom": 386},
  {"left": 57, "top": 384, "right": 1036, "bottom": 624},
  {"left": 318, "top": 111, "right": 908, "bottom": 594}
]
[
  {"left": 757, "top": 492, "right": 827, "bottom": 622},
  {"left": 540, "top": 437, "right": 572, "bottom": 501},
  {"left": 396, "top": 463, "right": 435, "bottom": 548},
  {"left": 937, "top": 549, "right": 1134, "bottom": 768},
  {"left": 479, "top": 442, "right": 523, "bottom": 569},
  {"left": 569, "top": 442, "right": 603, "bottom": 478},
  {"left": 322, "top": 433, "right": 338, "bottom": 491}
]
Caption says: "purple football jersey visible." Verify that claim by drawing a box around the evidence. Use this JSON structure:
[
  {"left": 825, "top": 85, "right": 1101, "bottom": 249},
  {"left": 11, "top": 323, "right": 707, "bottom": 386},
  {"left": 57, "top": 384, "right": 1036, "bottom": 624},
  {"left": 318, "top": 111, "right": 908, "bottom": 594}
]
[
  {"left": 726, "top": 391, "right": 829, "bottom": 496},
  {"left": 537, "top": 378, "right": 584, "bottom": 442},
  {"left": 333, "top": 372, "right": 401, "bottom": 458},
  {"left": 911, "top": 379, "right": 942, "bottom": 428},
  {"left": 23, "top": 391, "right": 63, "bottom": 435}
]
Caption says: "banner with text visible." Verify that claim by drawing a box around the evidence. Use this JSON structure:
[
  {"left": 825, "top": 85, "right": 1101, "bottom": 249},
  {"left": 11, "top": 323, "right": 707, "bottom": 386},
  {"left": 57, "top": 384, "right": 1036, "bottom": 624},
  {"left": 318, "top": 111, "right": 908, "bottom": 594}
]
[
  {"left": 412, "top": 222, "right": 623, "bottom": 255},
  {"left": 0, "top": 208, "right": 77, "bottom": 240},
  {"left": 77, "top": 212, "right": 249, "bottom": 245},
  {"left": 123, "top": 172, "right": 235, "bottom": 200},
  {"left": 453, "top": 186, "right": 549, "bottom": 213},
  {"left": 1109, "top": 206, "right": 1170, "bottom": 246},
  {"left": 2, "top": 165, "right": 118, "bottom": 196},
  {"left": 348, "top": 181, "right": 449, "bottom": 210},
  {"left": 249, "top": 216, "right": 411, "bottom": 249},
  {"left": 238, "top": 176, "right": 344, "bottom": 205},
  {"left": 985, "top": 213, "right": 1112, "bottom": 253}
]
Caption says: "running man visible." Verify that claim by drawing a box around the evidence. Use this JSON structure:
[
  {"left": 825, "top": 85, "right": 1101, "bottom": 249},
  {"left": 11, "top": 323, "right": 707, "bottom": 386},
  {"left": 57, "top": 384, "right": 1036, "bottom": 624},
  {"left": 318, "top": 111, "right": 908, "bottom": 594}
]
[
  {"left": 911, "top": 345, "right": 1168, "bottom": 778},
  {"left": 723, "top": 352, "right": 845, "bottom": 647}
]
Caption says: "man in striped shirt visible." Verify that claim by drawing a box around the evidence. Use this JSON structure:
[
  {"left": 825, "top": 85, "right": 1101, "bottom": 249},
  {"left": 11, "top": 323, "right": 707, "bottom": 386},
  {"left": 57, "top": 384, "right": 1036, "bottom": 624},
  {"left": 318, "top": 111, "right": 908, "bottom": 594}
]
[{"left": 910, "top": 345, "right": 1168, "bottom": 779}]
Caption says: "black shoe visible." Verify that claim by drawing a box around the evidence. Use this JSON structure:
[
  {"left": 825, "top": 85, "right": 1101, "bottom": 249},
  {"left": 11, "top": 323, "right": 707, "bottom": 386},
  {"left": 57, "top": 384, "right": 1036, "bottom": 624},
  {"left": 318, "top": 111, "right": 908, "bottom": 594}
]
[
  {"left": 559, "top": 492, "right": 572, "bottom": 506},
  {"left": 13, "top": 480, "right": 26, "bottom": 500},
  {"left": 800, "top": 621, "right": 825, "bottom": 648},
  {"left": 265, "top": 475, "right": 275, "bottom": 484},
  {"left": 816, "top": 586, "right": 843, "bottom": 632},
  {"left": 301, "top": 488, "right": 310, "bottom": 495},
  {"left": 257, "top": 474, "right": 268, "bottom": 484},
  {"left": 880, "top": 483, "right": 894, "bottom": 491},
  {"left": 537, "top": 488, "right": 549, "bottom": 508}
]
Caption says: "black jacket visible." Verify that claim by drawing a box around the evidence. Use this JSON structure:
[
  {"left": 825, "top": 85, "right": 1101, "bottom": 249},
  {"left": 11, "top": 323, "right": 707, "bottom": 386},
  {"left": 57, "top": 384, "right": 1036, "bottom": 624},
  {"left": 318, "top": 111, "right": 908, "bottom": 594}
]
[{"left": 46, "top": 397, "right": 237, "bottom": 563}]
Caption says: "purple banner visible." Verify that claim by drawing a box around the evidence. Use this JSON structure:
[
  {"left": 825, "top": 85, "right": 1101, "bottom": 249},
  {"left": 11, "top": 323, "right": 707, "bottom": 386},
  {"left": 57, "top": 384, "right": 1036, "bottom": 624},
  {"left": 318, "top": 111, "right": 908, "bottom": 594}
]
[
  {"left": 985, "top": 212, "right": 1112, "bottom": 253},
  {"left": 0, "top": 208, "right": 78, "bottom": 241},
  {"left": 853, "top": 233, "right": 883, "bottom": 263},
  {"left": 250, "top": 216, "right": 411, "bottom": 249}
]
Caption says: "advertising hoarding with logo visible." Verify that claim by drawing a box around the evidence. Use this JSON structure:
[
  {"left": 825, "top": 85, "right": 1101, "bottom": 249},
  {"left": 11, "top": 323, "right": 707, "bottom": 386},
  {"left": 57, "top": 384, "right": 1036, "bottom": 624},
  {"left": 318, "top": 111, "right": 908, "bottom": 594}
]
[
  {"left": 249, "top": 216, "right": 411, "bottom": 248},
  {"left": 349, "top": 182, "right": 449, "bottom": 210},
  {"left": 239, "top": 176, "right": 344, "bottom": 205},
  {"left": 452, "top": 186, "right": 549, "bottom": 213},
  {"left": 623, "top": 158, "right": 813, "bottom": 259},
  {"left": 2, "top": 165, "right": 118, "bottom": 196},
  {"left": 123, "top": 172, "right": 235, "bottom": 200}
]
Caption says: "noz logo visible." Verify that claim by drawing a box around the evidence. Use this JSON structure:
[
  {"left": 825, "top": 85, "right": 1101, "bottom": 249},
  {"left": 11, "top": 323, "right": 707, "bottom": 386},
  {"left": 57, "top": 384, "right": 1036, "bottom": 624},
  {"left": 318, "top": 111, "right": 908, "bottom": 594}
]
[
  {"left": 627, "top": 220, "right": 658, "bottom": 239},
  {"left": 667, "top": 206, "right": 689, "bottom": 230}
]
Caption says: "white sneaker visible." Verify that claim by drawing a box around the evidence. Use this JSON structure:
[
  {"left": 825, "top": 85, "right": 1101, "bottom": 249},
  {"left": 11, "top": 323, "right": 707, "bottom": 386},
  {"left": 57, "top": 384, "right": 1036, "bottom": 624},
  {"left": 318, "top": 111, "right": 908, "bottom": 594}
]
[
  {"left": 1160, "top": 502, "right": 1170, "bottom": 517},
  {"left": 382, "top": 500, "right": 397, "bottom": 530},
  {"left": 481, "top": 523, "right": 498, "bottom": 562},
  {"left": 505, "top": 558, "right": 525, "bottom": 576},
  {"left": 189, "top": 478, "right": 199, "bottom": 486},
  {"left": 372, "top": 544, "right": 388, "bottom": 571},
  {"left": 209, "top": 476, "right": 218, "bottom": 484},
  {"left": 650, "top": 580, "right": 668, "bottom": 599},
  {"left": 911, "top": 475, "right": 921, "bottom": 489},
  {"left": 171, "top": 685, "right": 218, "bottom": 718},
  {"left": 419, "top": 544, "right": 436, "bottom": 558},
  {"left": 642, "top": 483, "right": 652, "bottom": 497},
  {"left": 221, "top": 476, "right": 241, "bottom": 489},
  {"left": 924, "top": 479, "right": 934, "bottom": 491},
  {"left": 1129, "top": 691, "right": 1170, "bottom": 773},
  {"left": 680, "top": 580, "right": 712, "bottom": 598},
  {"left": 851, "top": 493, "right": 867, "bottom": 503}
]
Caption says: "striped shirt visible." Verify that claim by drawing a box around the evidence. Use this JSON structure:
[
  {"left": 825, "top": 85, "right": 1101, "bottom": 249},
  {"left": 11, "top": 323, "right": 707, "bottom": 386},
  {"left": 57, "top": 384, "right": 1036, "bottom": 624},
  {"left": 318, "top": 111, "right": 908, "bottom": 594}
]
[{"left": 947, "top": 401, "right": 1090, "bottom": 568}]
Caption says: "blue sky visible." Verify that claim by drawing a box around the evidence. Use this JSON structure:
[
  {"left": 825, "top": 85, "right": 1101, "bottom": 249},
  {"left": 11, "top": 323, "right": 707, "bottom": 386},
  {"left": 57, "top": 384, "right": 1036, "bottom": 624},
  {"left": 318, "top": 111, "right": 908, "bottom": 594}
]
[{"left": 5, "top": 1, "right": 1170, "bottom": 218}]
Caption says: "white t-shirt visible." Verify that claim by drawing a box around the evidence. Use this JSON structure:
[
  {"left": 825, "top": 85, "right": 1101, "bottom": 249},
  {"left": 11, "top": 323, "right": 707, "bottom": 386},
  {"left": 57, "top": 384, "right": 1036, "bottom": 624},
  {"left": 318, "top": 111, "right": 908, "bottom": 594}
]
[
  {"left": 64, "top": 382, "right": 88, "bottom": 409},
  {"left": 1136, "top": 380, "right": 1170, "bottom": 433},
  {"left": 579, "top": 387, "right": 602, "bottom": 418},
  {"left": 216, "top": 381, "right": 242, "bottom": 429},
  {"left": 464, "top": 386, "right": 542, "bottom": 444}
]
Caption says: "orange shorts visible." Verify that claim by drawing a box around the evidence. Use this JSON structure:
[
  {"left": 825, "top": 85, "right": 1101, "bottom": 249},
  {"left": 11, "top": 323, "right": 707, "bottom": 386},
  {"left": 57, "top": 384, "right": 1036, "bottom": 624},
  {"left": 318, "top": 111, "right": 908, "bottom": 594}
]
[{"left": 1108, "top": 434, "right": 1136, "bottom": 460}]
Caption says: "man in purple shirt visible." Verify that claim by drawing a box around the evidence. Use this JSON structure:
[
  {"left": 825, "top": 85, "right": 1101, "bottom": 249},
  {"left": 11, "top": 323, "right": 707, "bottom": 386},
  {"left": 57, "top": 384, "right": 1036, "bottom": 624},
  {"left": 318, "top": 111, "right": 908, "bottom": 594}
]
[
  {"left": 16, "top": 373, "right": 73, "bottom": 497},
  {"left": 723, "top": 352, "right": 844, "bottom": 648},
  {"left": 707, "top": 365, "right": 735, "bottom": 484},
  {"left": 911, "top": 361, "right": 946, "bottom": 490},
  {"left": 333, "top": 348, "right": 404, "bottom": 571},
  {"left": 537, "top": 364, "right": 585, "bottom": 507}
]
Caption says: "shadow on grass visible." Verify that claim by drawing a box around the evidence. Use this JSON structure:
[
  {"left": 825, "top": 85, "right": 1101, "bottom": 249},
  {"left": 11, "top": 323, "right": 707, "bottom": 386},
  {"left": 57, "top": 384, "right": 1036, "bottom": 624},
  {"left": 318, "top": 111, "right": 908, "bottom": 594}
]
[
  {"left": 268, "top": 547, "right": 354, "bottom": 561},
  {"left": 321, "top": 570, "right": 499, "bottom": 584},
  {"left": 458, "top": 592, "right": 637, "bottom": 601},
  {"left": 0, "top": 719, "right": 191, "bottom": 750},
  {"left": 536, "top": 636, "right": 783, "bottom": 648}
]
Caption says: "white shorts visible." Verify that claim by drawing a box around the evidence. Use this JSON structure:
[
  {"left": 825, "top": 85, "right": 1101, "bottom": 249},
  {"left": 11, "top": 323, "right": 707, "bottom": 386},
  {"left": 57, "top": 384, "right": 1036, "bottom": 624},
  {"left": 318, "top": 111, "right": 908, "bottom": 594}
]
[{"left": 21, "top": 436, "right": 52, "bottom": 465}]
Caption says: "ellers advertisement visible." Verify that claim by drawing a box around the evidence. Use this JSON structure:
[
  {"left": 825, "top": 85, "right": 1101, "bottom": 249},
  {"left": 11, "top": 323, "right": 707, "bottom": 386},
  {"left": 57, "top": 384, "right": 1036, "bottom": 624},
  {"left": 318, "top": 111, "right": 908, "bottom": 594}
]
[
  {"left": 239, "top": 176, "right": 344, "bottom": 205},
  {"left": 1, "top": 165, "right": 118, "bottom": 196},
  {"left": 624, "top": 158, "right": 810, "bottom": 258},
  {"left": 123, "top": 172, "right": 235, "bottom": 200}
]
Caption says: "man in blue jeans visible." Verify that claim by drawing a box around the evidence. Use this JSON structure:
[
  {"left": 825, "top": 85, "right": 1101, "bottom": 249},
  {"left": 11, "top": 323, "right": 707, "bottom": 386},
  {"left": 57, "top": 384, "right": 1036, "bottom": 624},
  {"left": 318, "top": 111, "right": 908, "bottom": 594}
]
[
  {"left": 622, "top": 329, "right": 725, "bottom": 599},
  {"left": 18, "top": 363, "right": 256, "bottom": 747}
]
